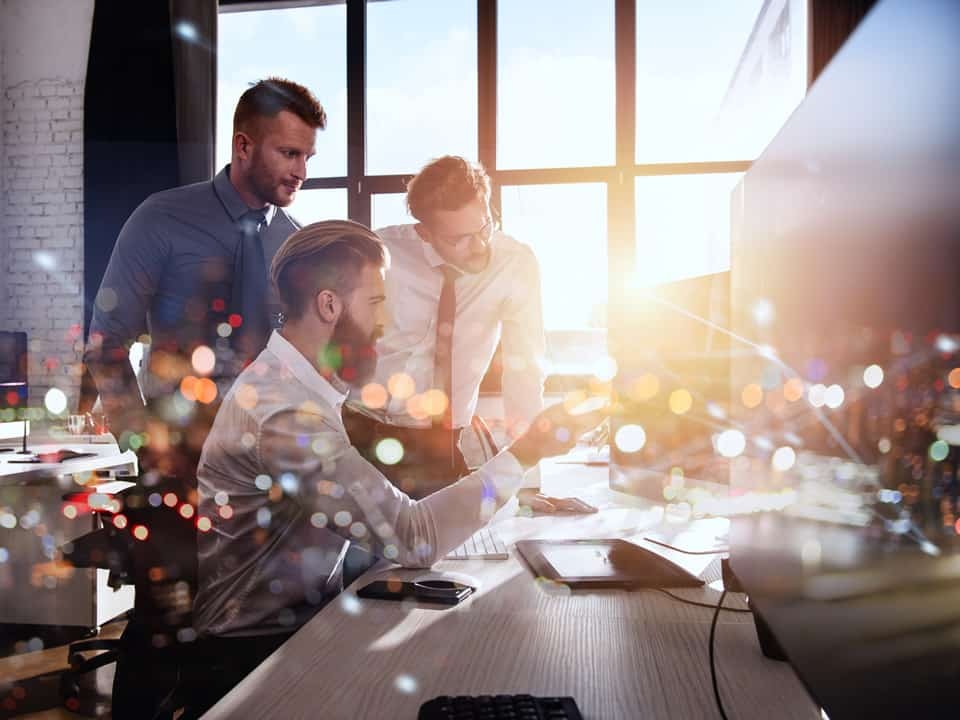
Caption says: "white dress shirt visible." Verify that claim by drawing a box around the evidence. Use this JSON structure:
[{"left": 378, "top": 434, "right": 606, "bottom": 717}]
[
  {"left": 194, "top": 331, "right": 526, "bottom": 638},
  {"left": 368, "top": 224, "right": 547, "bottom": 434}
]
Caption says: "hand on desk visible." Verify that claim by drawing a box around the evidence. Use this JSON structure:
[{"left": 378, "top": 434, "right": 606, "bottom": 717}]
[{"left": 517, "top": 489, "right": 598, "bottom": 514}]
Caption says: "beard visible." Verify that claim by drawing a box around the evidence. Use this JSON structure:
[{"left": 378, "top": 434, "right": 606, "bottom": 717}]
[
  {"left": 331, "top": 309, "right": 380, "bottom": 386},
  {"left": 248, "top": 149, "right": 298, "bottom": 208}
]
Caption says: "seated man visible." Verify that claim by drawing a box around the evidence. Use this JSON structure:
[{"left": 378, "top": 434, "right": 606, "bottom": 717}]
[{"left": 189, "top": 220, "right": 606, "bottom": 713}]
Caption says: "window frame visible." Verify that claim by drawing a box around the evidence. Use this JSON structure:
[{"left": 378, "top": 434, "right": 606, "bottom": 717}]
[{"left": 218, "top": 0, "right": 807, "bottom": 383}]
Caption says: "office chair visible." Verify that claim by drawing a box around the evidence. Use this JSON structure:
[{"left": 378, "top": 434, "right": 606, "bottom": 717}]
[{"left": 60, "top": 476, "right": 200, "bottom": 719}]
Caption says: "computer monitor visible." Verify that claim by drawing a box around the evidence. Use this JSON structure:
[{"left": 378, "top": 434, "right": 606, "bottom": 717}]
[
  {"left": 727, "top": 0, "right": 960, "bottom": 716},
  {"left": 0, "top": 331, "right": 28, "bottom": 412},
  {"left": 609, "top": 271, "right": 732, "bottom": 502}
]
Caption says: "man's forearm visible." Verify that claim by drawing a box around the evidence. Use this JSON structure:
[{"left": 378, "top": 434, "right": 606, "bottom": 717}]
[
  {"left": 84, "top": 343, "right": 146, "bottom": 438},
  {"left": 507, "top": 445, "right": 540, "bottom": 472}
]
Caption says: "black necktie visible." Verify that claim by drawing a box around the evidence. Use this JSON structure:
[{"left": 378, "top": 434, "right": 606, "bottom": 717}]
[
  {"left": 434, "top": 266, "right": 459, "bottom": 461},
  {"left": 232, "top": 209, "right": 270, "bottom": 368}
]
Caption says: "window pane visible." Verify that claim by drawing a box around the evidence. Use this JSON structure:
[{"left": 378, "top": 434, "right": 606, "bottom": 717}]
[
  {"left": 372, "top": 193, "right": 410, "bottom": 230},
  {"left": 217, "top": 5, "right": 347, "bottom": 177},
  {"left": 501, "top": 184, "right": 607, "bottom": 375},
  {"left": 498, "top": 0, "right": 615, "bottom": 170},
  {"left": 288, "top": 189, "right": 348, "bottom": 225},
  {"left": 633, "top": 173, "right": 742, "bottom": 287},
  {"left": 366, "top": 0, "right": 477, "bottom": 175},
  {"left": 635, "top": 0, "right": 807, "bottom": 163}
]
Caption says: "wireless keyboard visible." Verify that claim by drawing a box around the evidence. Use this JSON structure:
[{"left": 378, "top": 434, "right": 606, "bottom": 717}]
[{"left": 445, "top": 527, "right": 509, "bottom": 560}]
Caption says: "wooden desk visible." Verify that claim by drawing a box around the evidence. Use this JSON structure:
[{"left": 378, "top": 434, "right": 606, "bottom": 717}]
[
  {"left": 203, "top": 461, "right": 819, "bottom": 719},
  {"left": 1, "top": 443, "right": 135, "bottom": 481}
]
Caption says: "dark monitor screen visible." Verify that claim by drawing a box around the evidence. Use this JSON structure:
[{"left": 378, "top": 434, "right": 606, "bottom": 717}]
[
  {"left": 727, "top": 0, "right": 960, "bottom": 716},
  {"left": 728, "top": 0, "right": 960, "bottom": 543},
  {"left": 0, "top": 331, "right": 28, "bottom": 412}
]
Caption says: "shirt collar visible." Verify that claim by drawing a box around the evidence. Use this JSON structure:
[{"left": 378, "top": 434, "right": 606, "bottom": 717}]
[
  {"left": 267, "top": 331, "right": 348, "bottom": 409},
  {"left": 419, "top": 231, "right": 447, "bottom": 270},
  {"left": 213, "top": 164, "right": 278, "bottom": 226}
]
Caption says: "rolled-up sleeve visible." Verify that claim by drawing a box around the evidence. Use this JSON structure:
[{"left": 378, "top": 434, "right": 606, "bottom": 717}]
[{"left": 258, "top": 406, "right": 525, "bottom": 568}]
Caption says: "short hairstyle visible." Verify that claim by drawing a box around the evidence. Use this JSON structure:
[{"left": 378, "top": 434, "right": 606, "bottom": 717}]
[
  {"left": 270, "top": 220, "right": 390, "bottom": 322},
  {"left": 406, "top": 155, "right": 491, "bottom": 222},
  {"left": 233, "top": 77, "right": 327, "bottom": 137}
]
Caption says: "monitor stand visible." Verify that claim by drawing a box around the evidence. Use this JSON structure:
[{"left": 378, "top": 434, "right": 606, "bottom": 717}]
[{"left": 721, "top": 557, "right": 788, "bottom": 662}]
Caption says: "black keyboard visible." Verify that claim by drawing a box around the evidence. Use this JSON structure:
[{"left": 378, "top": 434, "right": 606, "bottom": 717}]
[{"left": 418, "top": 694, "right": 583, "bottom": 720}]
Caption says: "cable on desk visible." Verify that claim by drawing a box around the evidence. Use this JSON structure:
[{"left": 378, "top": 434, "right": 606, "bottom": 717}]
[
  {"left": 643, "top": 537, "right": 730, "bottom": 555},
  {"left": 655, "top": 588, "right": 751, "bottom": 614},
  {"left": 710, "top": 589, "right": 730, "bottom": 720}
]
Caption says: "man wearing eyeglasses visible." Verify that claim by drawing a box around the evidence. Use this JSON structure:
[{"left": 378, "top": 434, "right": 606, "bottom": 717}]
[{"left": 344, "top": 155, "right": 578, "bottom": 510}]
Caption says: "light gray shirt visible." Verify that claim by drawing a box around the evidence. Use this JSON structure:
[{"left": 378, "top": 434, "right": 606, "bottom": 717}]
[{"left": 195, "top": 331, "right": 526, "bottom": 638}]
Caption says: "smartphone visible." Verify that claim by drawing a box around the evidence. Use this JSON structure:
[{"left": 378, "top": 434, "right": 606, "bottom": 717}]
[{"left": 357, "top": 578, "right": 474, "bottom": 605}]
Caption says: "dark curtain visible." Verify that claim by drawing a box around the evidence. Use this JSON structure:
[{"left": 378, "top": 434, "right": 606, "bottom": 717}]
[
  {"left": 170, "top": 0, "right": 218, "bottom": 185},
  {"left": 81, "top": 0, "right": 217, "bottom": 410},
  {"left": 83, "top": 0, "right": 180, "bottom": 340}
]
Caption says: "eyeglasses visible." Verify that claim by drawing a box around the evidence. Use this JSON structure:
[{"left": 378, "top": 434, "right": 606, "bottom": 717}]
[{"left": 431, "top": 217, "right": 497, "bottom": 250}]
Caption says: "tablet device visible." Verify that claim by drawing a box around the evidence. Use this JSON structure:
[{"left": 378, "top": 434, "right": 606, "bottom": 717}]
[{"left": 515, "top": 538, "right": 704, "bottom": 589}]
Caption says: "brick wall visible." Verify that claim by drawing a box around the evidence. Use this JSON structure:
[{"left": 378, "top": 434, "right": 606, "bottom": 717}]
[{"left": 1, "top": 78, "right": 85, "bottom": 408}]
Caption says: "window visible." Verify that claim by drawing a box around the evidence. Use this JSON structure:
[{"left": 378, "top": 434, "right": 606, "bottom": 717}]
[
  {"left": 371, "top": 193, "right": 409, "bottom": 230},
  {"left": 636, "top": 0, "right": 808, "bottom": 163},
  {"left": 501, "top": 183, "right": 608, "bottom": 375},
  {"left": 497, "top": 0, "right": 615, "bottom": 170},
  {"left": 633, "top": 173, "right": 742, "bottom": 287},
  {"left": 217, "top": 4, "right": 347, "bottom": 176},
  {"left": 217, "top": 0, "right": 809, "bottom": 382},
  {"left": 366, "top": 0, "right": 477, "bottom": 175},
  {"left": 289, "top": 189, "right": 349, "bottom": 225},
  {"left": 501, "top": 184, "right": 607, "bottom": 331}
]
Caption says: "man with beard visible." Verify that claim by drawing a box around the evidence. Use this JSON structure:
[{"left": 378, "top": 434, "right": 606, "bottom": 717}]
[
  {"left": 346, "top": 155, "right": 588, "bottom": 511},
  {"left": 84, "top": 77, "right": 325, "bottom": 467},
  {"left": 81, "top": 78, "right": 324, "bottom": 718},
  {"left": 188, "top": 220, "right": 607, "bottom": 713}
]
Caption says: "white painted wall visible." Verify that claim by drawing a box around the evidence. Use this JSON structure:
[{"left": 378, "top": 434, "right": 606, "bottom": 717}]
[{"left": 1, "top": 0, "right": 94, "bottom": 86}]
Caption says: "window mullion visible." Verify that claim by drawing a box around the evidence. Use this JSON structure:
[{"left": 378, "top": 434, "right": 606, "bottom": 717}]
[
  {"left": 610, "top": 0, "right": 637, "bottom": 356},
  {"left": 347, "top": 0, "right": 370, "bottom": 225}
]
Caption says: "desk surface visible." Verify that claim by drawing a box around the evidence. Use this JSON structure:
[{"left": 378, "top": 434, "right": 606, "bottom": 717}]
[
  {"left": 0, "top": 442, "right": 136, "bottom": 483},
  {"left": 203, "top": 461, "right": 819, "bottom": 720}
]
